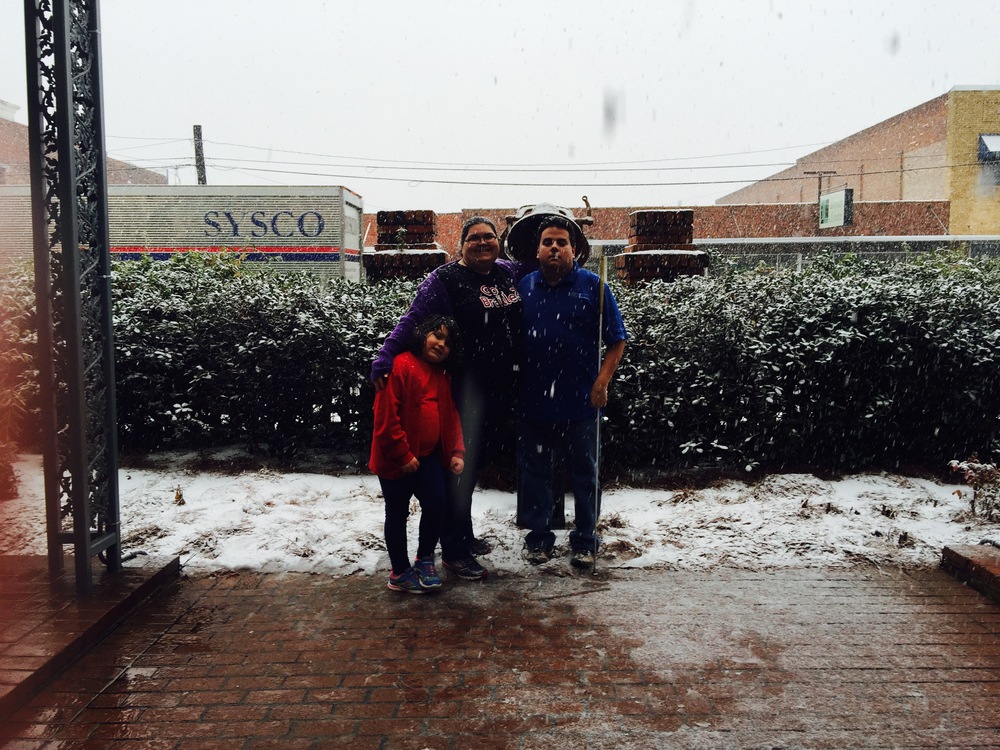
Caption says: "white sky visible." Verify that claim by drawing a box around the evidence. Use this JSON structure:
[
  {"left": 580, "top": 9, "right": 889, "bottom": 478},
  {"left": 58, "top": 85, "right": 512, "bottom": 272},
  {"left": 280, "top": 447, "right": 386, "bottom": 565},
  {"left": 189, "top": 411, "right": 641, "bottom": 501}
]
[
  {"left": 2, "top": 1, "right": 998, "bottom": 213},
  {"left": 3, "top": 454, "right": 998, "bottom": 575}
]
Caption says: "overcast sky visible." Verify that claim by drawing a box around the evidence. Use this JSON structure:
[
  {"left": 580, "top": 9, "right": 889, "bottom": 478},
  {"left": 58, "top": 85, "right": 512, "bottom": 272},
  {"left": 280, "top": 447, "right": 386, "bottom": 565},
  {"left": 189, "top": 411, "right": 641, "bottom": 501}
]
[{"left": 2, "top": 1, "right": 998, "bottom": 214}]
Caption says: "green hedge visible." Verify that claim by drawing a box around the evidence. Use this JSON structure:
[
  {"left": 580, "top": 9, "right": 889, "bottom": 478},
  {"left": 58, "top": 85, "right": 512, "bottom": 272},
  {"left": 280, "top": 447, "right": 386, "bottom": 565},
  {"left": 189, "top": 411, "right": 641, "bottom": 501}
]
[
  {"left": 606, "top": 252, "right": 1000, "bottom": 476},
  {"left": 112, "top": 253, "right": 413, "bottom": 458},
  {"left": 3, "top": 250, "right": 1000, "bottom": 482},
  {"left": 0, "top": 264, "right": 35, "bottom": 498}
]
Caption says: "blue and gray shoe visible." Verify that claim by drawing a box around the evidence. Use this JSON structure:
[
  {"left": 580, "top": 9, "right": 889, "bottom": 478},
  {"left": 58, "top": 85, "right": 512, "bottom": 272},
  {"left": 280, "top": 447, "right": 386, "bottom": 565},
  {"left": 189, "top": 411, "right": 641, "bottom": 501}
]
[
  {"left": 413, "top": 556, "right": 443, "bottom": 589},
  {"left": 387, "top": 566, "right": 425, "bottom": 594}
]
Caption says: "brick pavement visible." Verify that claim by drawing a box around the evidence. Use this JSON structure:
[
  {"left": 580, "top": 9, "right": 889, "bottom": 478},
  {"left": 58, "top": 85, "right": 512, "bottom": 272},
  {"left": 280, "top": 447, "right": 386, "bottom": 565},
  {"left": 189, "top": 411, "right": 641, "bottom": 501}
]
[
  {"left": 1, "top": 564, "right": 999, "bottom": 749},
  {"left": 0, "top": 555, "right": 179, "bottom": 721}
]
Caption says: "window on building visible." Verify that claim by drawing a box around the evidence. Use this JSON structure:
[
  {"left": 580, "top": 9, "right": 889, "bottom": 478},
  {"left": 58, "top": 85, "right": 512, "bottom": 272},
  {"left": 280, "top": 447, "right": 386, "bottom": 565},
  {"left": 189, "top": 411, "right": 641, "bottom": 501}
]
[
  {"left": 980, "top": 134, "right": 1000, "bottom": 161},
  {"left": 979, "top": 134, "right": 1000, "bottom": 188}
]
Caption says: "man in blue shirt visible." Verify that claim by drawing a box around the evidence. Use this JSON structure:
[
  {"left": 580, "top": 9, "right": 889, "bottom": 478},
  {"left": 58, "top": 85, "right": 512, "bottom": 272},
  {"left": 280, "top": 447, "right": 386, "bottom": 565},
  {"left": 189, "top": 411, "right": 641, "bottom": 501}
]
[{"left": 517, "top": 215, "right": 628, "bottom": 569}]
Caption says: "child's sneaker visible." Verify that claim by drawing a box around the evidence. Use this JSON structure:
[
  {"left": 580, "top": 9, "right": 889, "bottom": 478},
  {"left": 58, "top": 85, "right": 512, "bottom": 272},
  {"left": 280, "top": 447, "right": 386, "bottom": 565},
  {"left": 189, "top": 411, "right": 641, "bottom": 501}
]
[
  {"left": 387, "top": 567, "right": 425, "bottom": 594},
  {"left": 413, "top": 556, "right": 443, "bottom": 589}
]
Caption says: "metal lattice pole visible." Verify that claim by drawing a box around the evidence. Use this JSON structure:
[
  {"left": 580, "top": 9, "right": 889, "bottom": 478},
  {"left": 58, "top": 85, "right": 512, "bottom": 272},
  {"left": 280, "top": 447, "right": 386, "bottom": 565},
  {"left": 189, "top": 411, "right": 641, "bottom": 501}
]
[{"left": 23, "top": 0, "right": 121, "bottom": 594}]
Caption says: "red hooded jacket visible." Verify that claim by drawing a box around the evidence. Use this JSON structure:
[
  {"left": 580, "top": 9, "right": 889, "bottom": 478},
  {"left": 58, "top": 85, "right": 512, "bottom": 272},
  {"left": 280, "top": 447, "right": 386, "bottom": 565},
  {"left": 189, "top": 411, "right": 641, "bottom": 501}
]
[{"left": 369, "top": 352, "right": 465, "bottom": 480}]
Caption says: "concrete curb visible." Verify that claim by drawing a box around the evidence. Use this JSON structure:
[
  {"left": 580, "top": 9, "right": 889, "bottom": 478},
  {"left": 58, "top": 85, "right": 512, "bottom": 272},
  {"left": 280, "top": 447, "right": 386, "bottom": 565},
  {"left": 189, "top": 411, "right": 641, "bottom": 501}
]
[
  {"left": 0, "top": 555, "right": 181, "bottom": 721},
  {"left": 940, "top": 543, "right": 1000, "bottom": 604}
]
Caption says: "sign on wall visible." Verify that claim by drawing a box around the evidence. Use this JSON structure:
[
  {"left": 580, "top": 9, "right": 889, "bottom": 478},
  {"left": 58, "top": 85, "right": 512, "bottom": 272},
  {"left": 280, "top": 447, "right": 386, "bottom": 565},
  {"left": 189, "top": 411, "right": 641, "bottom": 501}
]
[{"left": 819, "top": 188, "right": 854, "bottom": 229}]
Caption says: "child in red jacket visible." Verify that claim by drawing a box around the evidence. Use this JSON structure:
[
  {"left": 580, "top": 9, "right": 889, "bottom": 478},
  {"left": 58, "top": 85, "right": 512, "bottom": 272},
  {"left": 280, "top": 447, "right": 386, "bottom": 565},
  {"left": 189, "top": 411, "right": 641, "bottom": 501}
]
[{"left": 370, "top": 314, "right": 465, "bottom": 593}]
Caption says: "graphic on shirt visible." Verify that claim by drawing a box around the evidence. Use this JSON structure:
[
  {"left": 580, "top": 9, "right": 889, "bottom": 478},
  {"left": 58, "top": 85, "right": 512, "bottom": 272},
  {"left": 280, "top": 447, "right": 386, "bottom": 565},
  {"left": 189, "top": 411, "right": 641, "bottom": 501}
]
[{"left": 479, "top": 284, "right": 521, "bottom": 309}]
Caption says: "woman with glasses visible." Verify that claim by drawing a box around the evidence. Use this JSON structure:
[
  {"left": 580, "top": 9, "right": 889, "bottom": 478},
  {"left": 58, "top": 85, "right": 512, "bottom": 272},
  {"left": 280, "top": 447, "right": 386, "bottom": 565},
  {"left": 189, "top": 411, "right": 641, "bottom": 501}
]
[{"left": 371, "top": 216, "right": 526, "bottom": 581}]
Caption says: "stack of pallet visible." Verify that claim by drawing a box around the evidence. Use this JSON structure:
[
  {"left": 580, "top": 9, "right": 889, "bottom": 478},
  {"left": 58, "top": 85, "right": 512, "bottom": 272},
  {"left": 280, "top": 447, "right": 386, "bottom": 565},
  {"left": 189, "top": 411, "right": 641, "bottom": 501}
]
[
  {"left": 374, "top": 210, "right": 438, "bottom": 251},
  {"left": 614, "top": 209, "right": 709, "bottom": 285},
  {"left": 363, "top": 210, "right": 448, "bottom": 282}
]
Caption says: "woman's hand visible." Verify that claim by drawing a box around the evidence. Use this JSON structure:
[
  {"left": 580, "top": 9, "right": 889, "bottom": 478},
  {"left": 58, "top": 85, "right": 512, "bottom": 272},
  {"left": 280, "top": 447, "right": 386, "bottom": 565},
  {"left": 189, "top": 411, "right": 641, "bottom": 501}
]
[
  {"left": 401, "top": 457, "right": 419, "bottom": 474},
  {"left": 450, "top": 457, "right": 464, "bottom": 475}
]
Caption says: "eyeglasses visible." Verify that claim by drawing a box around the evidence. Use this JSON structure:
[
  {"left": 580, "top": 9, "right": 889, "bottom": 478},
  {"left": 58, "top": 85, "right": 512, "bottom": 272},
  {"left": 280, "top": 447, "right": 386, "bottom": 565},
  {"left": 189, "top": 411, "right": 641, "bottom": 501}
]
[{"left": 464, "top": 233, "right": 497, "bottom": 244}]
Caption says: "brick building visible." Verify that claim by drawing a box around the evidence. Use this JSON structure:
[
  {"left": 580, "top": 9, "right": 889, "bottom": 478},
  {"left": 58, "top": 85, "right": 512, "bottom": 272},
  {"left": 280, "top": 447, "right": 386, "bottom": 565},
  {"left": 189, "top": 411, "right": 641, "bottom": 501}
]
[
  {"left": 0, "top": 100, "right": 168, "bottom": 187},
  {"left": 428, "top": 199, "right": 953, "bottom": 259},
  {"left": 4, "top": 87, "right": 996, "bottom": 272},
  {"left": 426, "top": 87, "right": 998, "bottom": 256},
  {"left": 715, "top": 86, "right": 999, "bottom": 237},
  {"left": 2, "top": 101, "right": 163, "bottom": 268}
]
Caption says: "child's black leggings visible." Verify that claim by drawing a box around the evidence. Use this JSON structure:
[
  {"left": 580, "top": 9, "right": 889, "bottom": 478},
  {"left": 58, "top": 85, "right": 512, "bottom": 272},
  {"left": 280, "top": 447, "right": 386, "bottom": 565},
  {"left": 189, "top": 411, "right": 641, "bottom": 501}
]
[{"left": 379, "top": 451, "right": 448, "bottom": 575}]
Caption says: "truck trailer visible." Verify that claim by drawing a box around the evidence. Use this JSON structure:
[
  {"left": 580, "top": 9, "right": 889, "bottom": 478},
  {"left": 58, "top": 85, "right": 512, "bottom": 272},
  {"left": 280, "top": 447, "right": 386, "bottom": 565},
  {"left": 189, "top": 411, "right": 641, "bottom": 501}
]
[{"left": 0, "top": 184, "right": 364, "bottom": 281}]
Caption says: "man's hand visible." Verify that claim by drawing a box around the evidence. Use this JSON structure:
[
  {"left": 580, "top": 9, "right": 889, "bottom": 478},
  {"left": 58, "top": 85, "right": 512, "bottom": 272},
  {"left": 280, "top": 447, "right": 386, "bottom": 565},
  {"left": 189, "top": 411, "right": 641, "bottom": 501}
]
[
  {"left": 589, "top": 340, "right": 626, "bottom": 408},
  {"left": 450, "top": 456, "right": 465, "bottom": 475},
  {"left": 589, "top": 378, "right": 610, "bottom": 408},
  {"left": 401, "top": 457, "right": 419, "bottom": 474}
]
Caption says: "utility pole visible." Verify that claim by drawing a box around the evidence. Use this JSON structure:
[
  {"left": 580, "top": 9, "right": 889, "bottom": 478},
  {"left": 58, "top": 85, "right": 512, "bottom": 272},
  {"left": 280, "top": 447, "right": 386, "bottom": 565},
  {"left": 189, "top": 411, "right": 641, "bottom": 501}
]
[
  {"left": 803, "top": 169, "right": 836, "bottom": 201},
  {"left": 193, "top": 124, "right": 207, "bottom": 185}
]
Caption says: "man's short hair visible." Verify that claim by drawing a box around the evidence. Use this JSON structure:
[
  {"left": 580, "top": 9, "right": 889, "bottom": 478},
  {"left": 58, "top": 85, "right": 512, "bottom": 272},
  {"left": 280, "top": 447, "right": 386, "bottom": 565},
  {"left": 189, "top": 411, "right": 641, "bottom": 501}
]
[{"left": 533, "top": 214, "right": 578, "bottom": 248}]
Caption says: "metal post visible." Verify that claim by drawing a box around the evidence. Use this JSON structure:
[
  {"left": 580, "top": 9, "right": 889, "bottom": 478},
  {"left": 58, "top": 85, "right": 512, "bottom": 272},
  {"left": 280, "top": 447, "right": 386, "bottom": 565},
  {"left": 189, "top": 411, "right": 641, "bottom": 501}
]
[
  {"left": 89, "top": 0, "right": 122, "bottom": 572},
  {"left": 23, "top": 0, "right": 123, "bottom": 593},
  {"left": 23, "top": 0, "right": 63, "bottom": 575},
  {"left": 52, "top": 0, "right": 95, "bottom": 593},
  {"left": 593, "top": 254, "right": 607, "bottom": 571},
  {"left": 193, "top": 125, "right": 207, "bottom": 185}
]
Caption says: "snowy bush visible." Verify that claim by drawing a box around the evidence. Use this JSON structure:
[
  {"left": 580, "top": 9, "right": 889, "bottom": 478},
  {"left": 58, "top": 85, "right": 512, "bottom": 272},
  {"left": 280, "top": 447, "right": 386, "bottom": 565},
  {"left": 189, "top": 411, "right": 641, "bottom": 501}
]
[
  {"left": 0, "top": 263, "right": 36, "bottom": 498},
  {"left": 112, "top": 253, "right": 413, "bottom": 459},
  {"left": 948, "top": 455, "right": 1000, "bottom": 521},
  {"left": 3, "top": 250, "right": 1000, "bottom": 476},
  {"left": 607, "top": 251, "right": 1000, "bottom": 476}
]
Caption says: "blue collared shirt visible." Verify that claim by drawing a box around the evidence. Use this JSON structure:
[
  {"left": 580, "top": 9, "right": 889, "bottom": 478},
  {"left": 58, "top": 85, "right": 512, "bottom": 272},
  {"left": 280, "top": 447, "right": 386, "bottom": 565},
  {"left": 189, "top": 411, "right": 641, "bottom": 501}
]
[{"left": 517, "top": 263, "right": 628, "bottom": 421}]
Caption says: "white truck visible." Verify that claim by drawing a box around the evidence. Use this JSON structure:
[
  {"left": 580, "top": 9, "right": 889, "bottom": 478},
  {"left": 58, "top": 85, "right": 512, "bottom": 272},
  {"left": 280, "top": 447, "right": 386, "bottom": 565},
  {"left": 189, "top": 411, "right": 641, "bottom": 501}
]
[
  {"left": 2, "top": 184, "right": 365, "bottom": 281},
  {"left": 111, "top": 185, "right": 363, "bottom": 281}
]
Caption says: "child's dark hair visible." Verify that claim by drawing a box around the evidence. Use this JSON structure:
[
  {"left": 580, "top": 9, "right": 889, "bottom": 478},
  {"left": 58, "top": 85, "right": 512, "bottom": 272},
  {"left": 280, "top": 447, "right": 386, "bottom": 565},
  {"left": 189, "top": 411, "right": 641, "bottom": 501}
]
[{"left": 409, "top": 314, "right": 461, "bottom": 363}]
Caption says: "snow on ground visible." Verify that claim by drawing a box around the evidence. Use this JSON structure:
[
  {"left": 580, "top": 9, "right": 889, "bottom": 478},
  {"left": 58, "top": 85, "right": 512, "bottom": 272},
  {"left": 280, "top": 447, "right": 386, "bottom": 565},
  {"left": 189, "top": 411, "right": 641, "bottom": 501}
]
[{"left": 2, "top": 454, "right": 997, "bottom": 575}]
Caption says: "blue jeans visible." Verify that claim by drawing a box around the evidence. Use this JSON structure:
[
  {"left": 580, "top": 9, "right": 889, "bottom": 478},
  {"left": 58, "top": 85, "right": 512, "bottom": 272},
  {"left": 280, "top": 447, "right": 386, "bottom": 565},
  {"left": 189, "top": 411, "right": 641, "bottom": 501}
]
[
  {"left": 518, "top": 418, "right": 601, "bottom": 553},
  {"left": 441, "top": 368, "right": 516, "bottom": 561},
  {"left": 379, "top": 452, "right": 447, "bottom": 575}
]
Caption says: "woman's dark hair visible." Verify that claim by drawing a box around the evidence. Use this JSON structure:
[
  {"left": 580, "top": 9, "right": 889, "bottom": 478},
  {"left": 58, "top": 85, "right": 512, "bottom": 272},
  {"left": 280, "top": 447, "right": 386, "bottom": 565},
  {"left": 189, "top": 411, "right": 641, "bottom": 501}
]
[
  {"left": 409, "top": 314, "right": 461, "bottom": 364},
  {"left": 533, "top": 214, "right": 578, "bottom": 248},
  {"left": 459, "top": 216, "right": 499, "bottom": 248}
]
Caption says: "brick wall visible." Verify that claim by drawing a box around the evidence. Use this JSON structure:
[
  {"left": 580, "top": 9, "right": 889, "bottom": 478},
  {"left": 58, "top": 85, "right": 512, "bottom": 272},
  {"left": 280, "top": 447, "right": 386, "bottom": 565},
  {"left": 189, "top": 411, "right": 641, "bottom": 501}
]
[
  {"left": 947, "top": 88, "right": 1000, "bottom": 235},
  {"left": 716, "top": 94, "right": 949, "bottom": 205},
  {"left": 0, "top": 117, "right": 167, "bottom": 186},
  {"left": 432, "top": 200, "right": 954, "bottom": 251}
]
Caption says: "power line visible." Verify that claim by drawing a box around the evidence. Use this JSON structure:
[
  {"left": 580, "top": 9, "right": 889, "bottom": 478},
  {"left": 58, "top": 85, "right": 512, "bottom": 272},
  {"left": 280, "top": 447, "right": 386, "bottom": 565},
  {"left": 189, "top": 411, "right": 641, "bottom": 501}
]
[
  {"left": 106, "top": 137, "right": 190, "bottom": 152},
  {"left": 102, "top": 132, "right": 838, "bottom": 169},
  {"left": 184, "top": 160, "right": 973, "bottom": 189},
  {"left": 199, "top": 137, "right": 836, "bottom": 168},
  {"left": 158, "top": 155, "right": 803, "bottom": 174}
]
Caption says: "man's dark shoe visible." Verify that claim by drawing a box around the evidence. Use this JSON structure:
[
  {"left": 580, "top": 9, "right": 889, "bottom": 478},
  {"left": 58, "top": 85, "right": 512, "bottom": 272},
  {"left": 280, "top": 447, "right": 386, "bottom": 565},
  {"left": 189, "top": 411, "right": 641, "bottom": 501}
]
[
  {"left": 469, "top": 537, "right": 492, "bottom": 556},
  {"left": 570, "top": 549, "right": 595, "bottom": 569},
  {"left": 443, "top": 557, "right": 489, "bottom": 580},
  {"left": 525, "top": 546, "right": 551, "bottom": 565}
]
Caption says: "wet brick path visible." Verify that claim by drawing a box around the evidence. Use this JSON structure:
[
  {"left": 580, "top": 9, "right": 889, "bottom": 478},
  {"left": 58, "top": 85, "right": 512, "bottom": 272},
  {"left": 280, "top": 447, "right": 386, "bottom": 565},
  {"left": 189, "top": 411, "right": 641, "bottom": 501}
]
[{"left": 2, "top": 566, "right": 999, "bottom": 749}]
